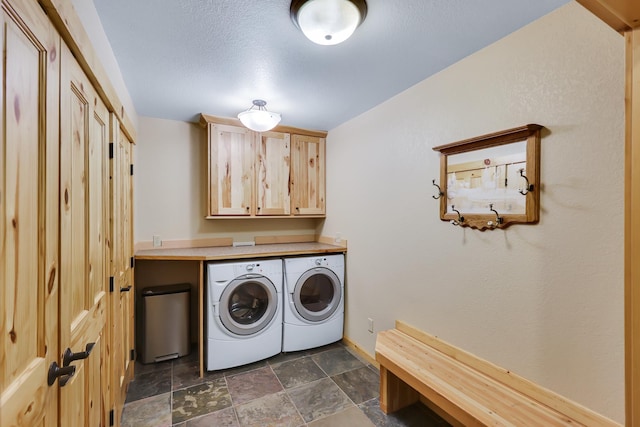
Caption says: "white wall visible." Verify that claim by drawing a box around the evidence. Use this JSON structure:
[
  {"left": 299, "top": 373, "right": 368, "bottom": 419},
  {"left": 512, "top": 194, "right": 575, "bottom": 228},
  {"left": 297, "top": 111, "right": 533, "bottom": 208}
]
[
  {"left": 134, "top": 117, "right": 321, "bottom": 244},
  {"left": 72, "top": 0, "right": 138, "bottom": 128},
  {"left": 322, "top": 2, "right": 624, "bottom": 422}
]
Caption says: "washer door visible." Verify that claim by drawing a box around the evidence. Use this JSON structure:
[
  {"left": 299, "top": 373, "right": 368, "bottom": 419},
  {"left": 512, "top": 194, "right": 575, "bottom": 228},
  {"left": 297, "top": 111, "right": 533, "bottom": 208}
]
[
  {"left": 219, "top": 275, "right": 278, "bottom": 336},
  {"left": 293, "top": 268, "right": 342, "bottom": 322}
]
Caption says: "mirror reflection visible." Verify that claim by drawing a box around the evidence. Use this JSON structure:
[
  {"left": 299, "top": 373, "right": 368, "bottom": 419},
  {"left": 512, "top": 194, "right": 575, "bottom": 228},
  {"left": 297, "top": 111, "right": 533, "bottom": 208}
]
[{"left": 446, "top": 142, "right": 527, "bottom": 215}]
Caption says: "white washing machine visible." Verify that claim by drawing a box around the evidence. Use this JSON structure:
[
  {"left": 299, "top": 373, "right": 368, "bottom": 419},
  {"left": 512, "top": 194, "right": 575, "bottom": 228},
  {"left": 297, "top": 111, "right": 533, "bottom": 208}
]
[
  {"left": 206, "top": 259, "right": 282, "bottom": 370},
  {"left": 282, "top": 254, "right": 345, "bottom": 352}
]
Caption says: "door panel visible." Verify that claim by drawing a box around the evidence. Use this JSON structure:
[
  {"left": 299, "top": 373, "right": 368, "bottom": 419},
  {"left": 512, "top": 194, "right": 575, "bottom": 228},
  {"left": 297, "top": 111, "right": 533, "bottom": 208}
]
[
  {"left": 59, "top": 42, "right": 108, "bottom": 427},
  {"left": 257, "top": 131, "right": 290, "bottom": 215},
  {"left": 208, "top": 124, "right": 255, "bottom": 215},
  {"left": 291, "top": 135, "right": 325, "bottom": 215},
  {"left": 0, "top": 1, "right": 60, "bottom": 425},
  {"left": 111, "top": 120, "right": 135, "bottom": 423}
]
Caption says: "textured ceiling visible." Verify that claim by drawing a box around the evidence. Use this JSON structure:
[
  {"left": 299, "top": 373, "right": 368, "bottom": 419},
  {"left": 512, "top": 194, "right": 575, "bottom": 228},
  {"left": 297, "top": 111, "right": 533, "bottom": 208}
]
[{"left": 93, "top": 0, "right": 569, "bottom": 131}]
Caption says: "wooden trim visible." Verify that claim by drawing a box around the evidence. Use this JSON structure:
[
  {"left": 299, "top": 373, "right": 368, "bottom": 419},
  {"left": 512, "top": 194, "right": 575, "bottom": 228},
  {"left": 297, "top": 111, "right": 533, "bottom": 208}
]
[
  {"left": 135, "top": 235, "right": 347, "bottom": 251},
  {"left": 432, "top": 124, "right": 542, "bottom": 155},
  {"left": 342, "top": 336, "right": 378, "bottom": 368},
  {"left": 134, "top": 237, "right": 233, "bottom": 251},
  {"left": 575, "top": 0, "right": 639, "bottom": 33},
  {"left": 38, "top": 0, "right": 137, "bottom": 142},
  {"left": 199, "top": 113, "right": 328, "bottom": 138},
  {"left": 205, "top": 215, "right": 326, "bottom": 219},
  {"left": 395, "top": 321, "right": 620, "bottom": 427},
  {"left": 198, "top": 261, "right": 204, "bottom": 377},
  {"left": 254, "top": 234, "right": 316, "bottom": 245},
  {"left": 625, "top": 27, "right": 640, "bottom": 427}
]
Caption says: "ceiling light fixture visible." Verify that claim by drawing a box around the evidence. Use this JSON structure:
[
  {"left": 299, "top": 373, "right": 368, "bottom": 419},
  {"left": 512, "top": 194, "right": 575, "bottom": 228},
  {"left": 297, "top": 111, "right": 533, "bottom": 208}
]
[
  {"left": 237, "top": 100, "right": 282, "bottom": 132},
  {"left": 290, "top": 0, "right": 367, "bottom": 46}
]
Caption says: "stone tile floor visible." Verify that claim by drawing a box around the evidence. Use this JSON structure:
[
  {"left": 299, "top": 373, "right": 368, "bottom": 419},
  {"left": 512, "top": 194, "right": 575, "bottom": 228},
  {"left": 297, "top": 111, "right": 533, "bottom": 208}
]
[{"left": 121, "top": 341, "right": 451, "bottom": 426}]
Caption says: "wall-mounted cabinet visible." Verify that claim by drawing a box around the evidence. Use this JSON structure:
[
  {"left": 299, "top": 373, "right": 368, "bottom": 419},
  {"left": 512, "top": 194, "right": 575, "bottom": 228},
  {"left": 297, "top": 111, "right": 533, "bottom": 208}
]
[{"left": 201, "top": 114, "right": 326, "bottom": 218}]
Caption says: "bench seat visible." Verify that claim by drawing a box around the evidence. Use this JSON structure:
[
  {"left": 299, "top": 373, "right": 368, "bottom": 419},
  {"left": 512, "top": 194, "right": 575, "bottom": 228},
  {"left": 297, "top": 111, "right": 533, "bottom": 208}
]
[{"left": 375, "top": 322, "right": 620, "bottom": 427}]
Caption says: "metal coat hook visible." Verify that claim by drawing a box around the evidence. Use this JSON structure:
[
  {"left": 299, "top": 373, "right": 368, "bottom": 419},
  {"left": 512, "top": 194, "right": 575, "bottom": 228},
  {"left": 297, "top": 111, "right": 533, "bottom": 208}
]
[
  {"left": 450, "top": 205, "right": 464, "bottom": 226},
  {"left": 488, "top": 203, "right": 503, "bottom": 227},
  {"left": 432, "top": 179, "right": 444, "bottom": 199},
  {"left": 518, "top": 168, "right": 534, "bottom": 195}
]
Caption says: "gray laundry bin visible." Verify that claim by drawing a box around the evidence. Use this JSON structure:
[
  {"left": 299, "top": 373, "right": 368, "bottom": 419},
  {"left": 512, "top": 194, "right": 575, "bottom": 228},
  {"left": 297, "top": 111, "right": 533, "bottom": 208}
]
[{"left": 141, "top": 283, "right": 191, "bottom": 364}]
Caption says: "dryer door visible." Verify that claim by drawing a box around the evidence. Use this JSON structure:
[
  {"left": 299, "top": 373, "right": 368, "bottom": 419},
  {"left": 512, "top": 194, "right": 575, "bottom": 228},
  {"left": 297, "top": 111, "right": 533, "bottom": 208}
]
[
  {"left": 219, "top": 275, "right": 278, "bottom": 336},
  {"left": 292, "top": 268, "right": 342, "bottom": 322}
]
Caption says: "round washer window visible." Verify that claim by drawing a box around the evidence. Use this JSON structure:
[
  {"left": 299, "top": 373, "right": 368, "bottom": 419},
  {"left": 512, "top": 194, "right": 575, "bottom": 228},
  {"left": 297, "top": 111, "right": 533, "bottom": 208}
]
[
  {"left": 219, "top": 276, "right": 278, "bottom": 336},
  {"left": 293, "top": 268, "right": 341, "bottom": 322}
]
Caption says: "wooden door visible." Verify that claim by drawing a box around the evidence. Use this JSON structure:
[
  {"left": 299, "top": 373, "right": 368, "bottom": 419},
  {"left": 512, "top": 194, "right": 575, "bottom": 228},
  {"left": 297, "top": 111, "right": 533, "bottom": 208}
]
[
  {"left": 208, "top": 123, "right": 255, "bottom": 216},
  {"left": 257, "top": 131, "right": 291, "bottom": 215},
  {"left": 291, "top": 134, "right": 326, "bottom": 215},
  {"left": 59, "top": 43, "right": 109, "bottom": 427},
  {"left": 0, "top": 1, "right": 60, "bottom": 425},
  {"left": 110, "top": 117, "right": 135, "bottom": 424}
]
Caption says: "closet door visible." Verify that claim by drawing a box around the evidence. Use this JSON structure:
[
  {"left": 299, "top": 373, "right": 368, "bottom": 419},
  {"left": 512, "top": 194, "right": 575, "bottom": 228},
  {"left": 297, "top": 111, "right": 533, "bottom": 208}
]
[
  {"left": 59, "top": 43, "right": 109, "bottom": 427},
  {"left": 0, "top": 1, "right": 60, "bottom": 426},
  {"left": 110, "top": 117, "right": 135, "bottom": 423}
]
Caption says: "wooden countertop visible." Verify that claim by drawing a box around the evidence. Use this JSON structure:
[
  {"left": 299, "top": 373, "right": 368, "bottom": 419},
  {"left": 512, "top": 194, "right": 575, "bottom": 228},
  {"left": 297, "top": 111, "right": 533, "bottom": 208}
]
[{"left": 134, "top": 242, "right": 346, "bottom": 261}]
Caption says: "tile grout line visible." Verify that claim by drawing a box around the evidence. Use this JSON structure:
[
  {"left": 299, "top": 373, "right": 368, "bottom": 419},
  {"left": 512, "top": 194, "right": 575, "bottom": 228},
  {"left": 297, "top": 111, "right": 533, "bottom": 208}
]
[{"left": 268, "top": 363, "right": 307, "bottom": 426}]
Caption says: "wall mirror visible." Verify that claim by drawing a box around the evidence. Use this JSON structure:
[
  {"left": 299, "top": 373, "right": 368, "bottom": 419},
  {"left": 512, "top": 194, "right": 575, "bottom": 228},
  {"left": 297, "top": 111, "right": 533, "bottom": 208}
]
[{"left": 432, "top": 124, "right": 543, "bottom": 230}]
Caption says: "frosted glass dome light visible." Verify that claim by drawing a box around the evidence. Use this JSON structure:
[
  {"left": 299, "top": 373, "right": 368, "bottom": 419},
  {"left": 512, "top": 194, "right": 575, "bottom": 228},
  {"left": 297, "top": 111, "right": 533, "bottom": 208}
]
[
  {"left": 237, "top": 100, "right": 281, "bottom": 132},
  {"left": 290, "top": 0, "right": 368, "bottom": 46}
]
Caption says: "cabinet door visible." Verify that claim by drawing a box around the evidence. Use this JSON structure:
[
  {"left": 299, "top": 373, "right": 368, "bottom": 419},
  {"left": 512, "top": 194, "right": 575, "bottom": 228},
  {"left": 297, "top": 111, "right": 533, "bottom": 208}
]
[
  {"left": 110, "top": 118, "right": 135, "bottom": 424},
  {"left": 291, "top": 135, "right": 326, "bottom": 216},
  {"left": 0, "top": 2, "right": 60, "bottom": 425},
  {"left": 59, "top": 43, "right": 109, "bottom": 427},
  {"left": 208, "top": 124, "right": 255, "bottom": 216},
  {"left": 257, "top": 131, "right": 291, "bottom": 215}
]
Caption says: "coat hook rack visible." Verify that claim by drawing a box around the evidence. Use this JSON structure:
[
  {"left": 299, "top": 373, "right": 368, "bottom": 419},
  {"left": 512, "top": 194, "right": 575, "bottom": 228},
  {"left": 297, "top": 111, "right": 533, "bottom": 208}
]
[
  {"left": 518, "top": 168, "right": 534, "bottom": 195},
  {"left": 450, "top": 205, "right": 464, "bottom": 225},
  {"left": 488, "top": 203, "right": 504, "bottom": 227},
  {"left": 432, "top": 179, "right": 444, "bottom": 199}
]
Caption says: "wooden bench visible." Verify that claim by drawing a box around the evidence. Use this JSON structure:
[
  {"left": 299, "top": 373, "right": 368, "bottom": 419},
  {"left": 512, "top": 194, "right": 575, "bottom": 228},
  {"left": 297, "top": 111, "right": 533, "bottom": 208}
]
[{"left": 375, "top": 321, "right": 620, "bottom": 427}]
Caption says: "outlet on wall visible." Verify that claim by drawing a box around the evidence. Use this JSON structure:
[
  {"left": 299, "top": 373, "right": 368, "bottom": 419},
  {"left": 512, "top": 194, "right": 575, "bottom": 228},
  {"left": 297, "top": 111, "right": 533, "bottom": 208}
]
[
  {"left": 153, "top": 235, "right": 162, "bottom": 247},
  {"left": 368, "top": 318, "right": 374, "bottom": 334}
]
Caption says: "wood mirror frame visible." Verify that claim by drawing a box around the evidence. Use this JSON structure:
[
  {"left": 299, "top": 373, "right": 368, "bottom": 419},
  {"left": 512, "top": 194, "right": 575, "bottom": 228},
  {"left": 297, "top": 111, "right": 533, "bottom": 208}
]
[{"left": 432, "top": 124, "right": 543, "bottom": 230}]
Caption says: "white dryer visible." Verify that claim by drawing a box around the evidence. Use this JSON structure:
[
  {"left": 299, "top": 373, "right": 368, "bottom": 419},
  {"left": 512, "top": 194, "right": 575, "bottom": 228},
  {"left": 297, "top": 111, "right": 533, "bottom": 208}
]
[
  {"left": 206, "top": 259, "right": 282, "bottom": 370},
  {"left": 282, "top": 254, "right": 345, "bottom": 352}
]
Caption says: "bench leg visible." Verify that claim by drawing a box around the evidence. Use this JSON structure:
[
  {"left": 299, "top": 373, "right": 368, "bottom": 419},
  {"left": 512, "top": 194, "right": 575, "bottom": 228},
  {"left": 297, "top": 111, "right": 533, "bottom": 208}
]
[{"left": 379, "top": 365, "right": 419, "bottom": 414}]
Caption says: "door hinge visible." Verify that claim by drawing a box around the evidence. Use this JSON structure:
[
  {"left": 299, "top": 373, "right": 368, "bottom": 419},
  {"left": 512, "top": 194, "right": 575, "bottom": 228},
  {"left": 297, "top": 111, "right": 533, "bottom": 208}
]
[
  {"left": 109, "top": 409, "right": 114, "bottom": 426},
  {"left": 109, "top": 142, "right": 114, "bottom": 159},
  {"left": 130, "top": 257, "right": 135, "bottom": 269},
  {"left": 130, "top": 164, "right": 134, "bottom": 175},
  {"left": 109, "top": 276, "right": 114, "bottom": 293},
  {"left": 130, "top": 349, "right": 135, "bottom": 361}
]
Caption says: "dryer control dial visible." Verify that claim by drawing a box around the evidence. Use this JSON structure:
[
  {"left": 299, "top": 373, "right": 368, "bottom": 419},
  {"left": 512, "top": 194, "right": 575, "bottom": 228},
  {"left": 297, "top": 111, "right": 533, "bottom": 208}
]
[
  {"left": 314, "top": 259, "right": 322, "bottom": 266},
  {"left": 246, "top": 264, "right": 255, "bottom": 271}
]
